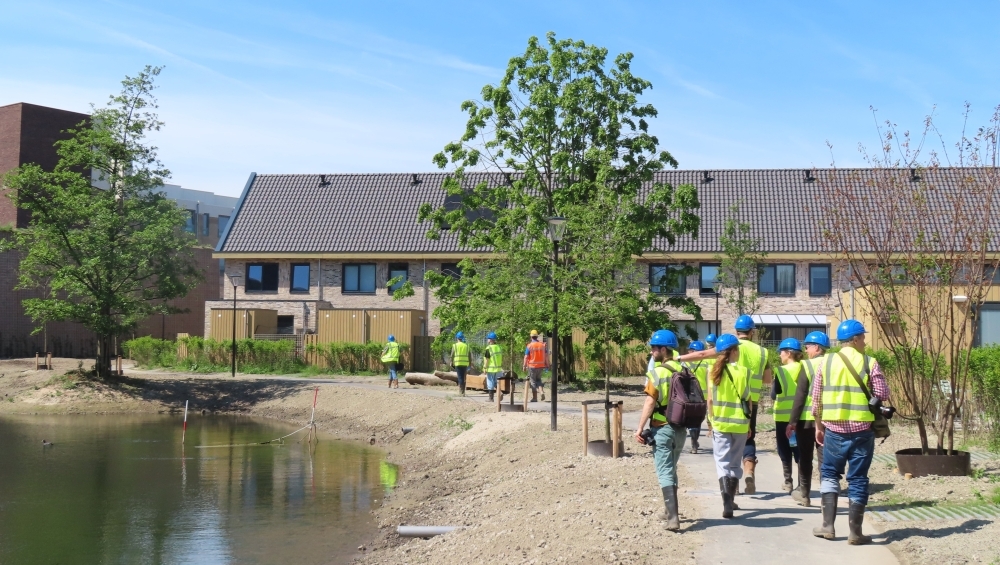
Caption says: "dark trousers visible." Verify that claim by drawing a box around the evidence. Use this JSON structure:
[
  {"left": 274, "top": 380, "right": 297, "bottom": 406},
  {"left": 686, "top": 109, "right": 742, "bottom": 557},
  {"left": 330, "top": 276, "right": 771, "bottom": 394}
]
[
  {"left": 742, "top": 403, "right": 758, "bottom": 462},
  {"left": 455, "top": 366, "right": 468, "bottom": 393},
  {"left": 775, "top": 421, "right": 800, "bottom": 464},
  {"left": 795, "top": 425, "right": 822, "bottom": 479}
]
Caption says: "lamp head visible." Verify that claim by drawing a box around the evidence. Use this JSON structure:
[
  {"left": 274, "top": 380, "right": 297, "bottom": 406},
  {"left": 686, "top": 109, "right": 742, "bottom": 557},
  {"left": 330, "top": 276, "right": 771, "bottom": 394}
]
[
  {"left": 229, "top": 274, "right": 243, "bottom": 287},
  {"left": 546, "top": 216, "right": 567, "bottom": 242}
]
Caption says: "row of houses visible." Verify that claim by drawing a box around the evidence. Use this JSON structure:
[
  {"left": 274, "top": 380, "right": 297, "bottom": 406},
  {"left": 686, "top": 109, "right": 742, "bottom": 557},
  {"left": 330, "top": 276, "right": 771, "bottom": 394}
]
[{"left": 208, "top": 169, "right": 999, "bottom": 348}]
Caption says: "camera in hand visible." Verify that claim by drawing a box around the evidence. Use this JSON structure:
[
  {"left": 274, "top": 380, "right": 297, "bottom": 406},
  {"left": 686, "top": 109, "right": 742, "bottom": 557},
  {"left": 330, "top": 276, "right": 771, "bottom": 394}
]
[
  {"left": 869, "top": 397, "right": 896, "bottom": 419},
  {"left": 640, "top": 428, "right": 657, "bottom": 447}
]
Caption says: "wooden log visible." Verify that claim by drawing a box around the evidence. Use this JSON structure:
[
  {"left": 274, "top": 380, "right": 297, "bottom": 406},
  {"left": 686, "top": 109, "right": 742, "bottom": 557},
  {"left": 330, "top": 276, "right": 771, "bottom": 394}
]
[
  {"left": 404, "top": 373, "right": 457, "bottom": 386},
  {"left": 433, "top": 370, "right": 459, "bottom": 383}
]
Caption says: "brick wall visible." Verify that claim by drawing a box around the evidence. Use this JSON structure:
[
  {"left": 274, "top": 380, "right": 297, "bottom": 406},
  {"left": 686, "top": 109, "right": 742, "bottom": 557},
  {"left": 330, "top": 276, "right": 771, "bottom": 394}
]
[{"left": 212, "top": 259, "right": 441, "bottom": 337}]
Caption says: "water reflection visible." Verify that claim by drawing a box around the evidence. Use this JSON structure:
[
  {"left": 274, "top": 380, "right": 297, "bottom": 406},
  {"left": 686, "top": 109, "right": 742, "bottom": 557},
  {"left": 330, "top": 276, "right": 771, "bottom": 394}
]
[{"left": 0, "top": 414, "right": 398, "bottom": 565}]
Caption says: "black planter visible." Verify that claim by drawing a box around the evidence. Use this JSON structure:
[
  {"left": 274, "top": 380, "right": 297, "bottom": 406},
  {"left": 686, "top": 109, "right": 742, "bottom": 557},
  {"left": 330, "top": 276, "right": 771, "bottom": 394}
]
[
  {"left": 587, "top": 440, "right": 625, "bottom": 458},
  {"left": 895, "top": 448, "right": 972, "bottom": 478}
]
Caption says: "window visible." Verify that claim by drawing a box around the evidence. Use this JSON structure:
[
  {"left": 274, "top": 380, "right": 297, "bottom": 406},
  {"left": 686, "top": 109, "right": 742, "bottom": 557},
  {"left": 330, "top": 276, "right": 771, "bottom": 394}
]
[
  {"left": 650, "top": 264, "right": 686, "bottom": 295},
  {"left": 809, "top": 264, "right": 832, "bottom": 296},
  {"left": 759, "top": 264, "right": 796, "bottom": 295},
  {"left": 979, "top": 304, "right": 1000, "bottom": 346},
  {"left": 343, "top": 263, "right": 376, "bottom": 293},
  {"left": 441, "top": 263, "right": 462, "bottom": 279},
  {"left": 291, "top": 263, "right": 311, "bottom": 292},
  {"left": 277, "top": 316, "right": 295, "bottom": 335},
  {"left": 202, "top": 213, "right": 210, "bottom": 236},
  {"left": 388, "top": 263, "right": 409, "bottom": 292},
  {"left": 184, "top": 210, "right": 196, "bottom": 233},
  {"left": 218, "top": 215, "right": 230, "bottom": 237},
  {"left": 246, "top": 263, "right": 279, "bottom": 292},
  {"left": 700, "top": 264, "right": 719, "bottom": 295}
]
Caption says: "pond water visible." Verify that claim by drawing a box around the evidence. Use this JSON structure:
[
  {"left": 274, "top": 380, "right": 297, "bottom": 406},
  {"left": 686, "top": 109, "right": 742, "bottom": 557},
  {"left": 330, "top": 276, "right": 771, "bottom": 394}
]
[{"left": 0, "top": 414, "right": 398, "bottom": 565}]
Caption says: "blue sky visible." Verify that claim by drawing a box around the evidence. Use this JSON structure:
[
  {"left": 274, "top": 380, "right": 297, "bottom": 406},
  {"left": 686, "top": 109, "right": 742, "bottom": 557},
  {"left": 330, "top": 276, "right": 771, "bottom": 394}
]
[{"left": 3, "top": 0, "right": 999, "bottom": 196}]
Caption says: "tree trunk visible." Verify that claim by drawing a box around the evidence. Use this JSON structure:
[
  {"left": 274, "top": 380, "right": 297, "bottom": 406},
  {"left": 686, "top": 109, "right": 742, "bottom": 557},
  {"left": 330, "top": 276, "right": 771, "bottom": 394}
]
[
  {"left": 558, "top": 335, "right": 575, "bottom": 382},
  {"left": 916, "top": 417, "right": 929, "bottom": 454},
  {"left": 96, "top": 334, "right": 112, "bottom": 380}
]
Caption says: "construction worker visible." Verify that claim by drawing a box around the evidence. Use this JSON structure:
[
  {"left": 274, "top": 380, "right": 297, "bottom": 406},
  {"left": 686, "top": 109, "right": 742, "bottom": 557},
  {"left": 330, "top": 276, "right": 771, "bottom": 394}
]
[
  {"left": 451, "top": 331, "right": 471, "bottom": 396},
  {"left": 811, "top": 320, "right": 889, "bottom": 545},
  {"left": 483, "top": 332, "right": 503, "bottom": 402},
  {"left": 733, "top": 315, "right": 771, "bottom": 494},
  {"left": 787, "top": 331, "right": 829, "bottom": 507},
  {"left": 705, "top": 333, "right": 751, "bottom": 519},
  {"left": 705, "top": 333, "right": 717, "bottom": 348},
  {"left": 634, "top": 329, "right": 685, "bottom": 531},
  {"left": 683, "top": 340, "right": 710, "bottom": 454},
  {"left": 772, "top": 338, "right": 804, "bottom": 495},
  {"left": 678, "top": 315, "right": 771, "bottom": 494},
  {"left": 523, "top": 330, "right": 548, "bottom": 402},
  {"left": 381, "top": 335, "right": 400, "bottom": 389}
]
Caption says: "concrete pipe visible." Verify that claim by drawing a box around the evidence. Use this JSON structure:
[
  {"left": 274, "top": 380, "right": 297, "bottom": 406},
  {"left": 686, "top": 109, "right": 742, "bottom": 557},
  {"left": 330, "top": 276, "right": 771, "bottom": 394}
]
[{"left": 397, "top": 526, "right": 460, "bottom": 538}]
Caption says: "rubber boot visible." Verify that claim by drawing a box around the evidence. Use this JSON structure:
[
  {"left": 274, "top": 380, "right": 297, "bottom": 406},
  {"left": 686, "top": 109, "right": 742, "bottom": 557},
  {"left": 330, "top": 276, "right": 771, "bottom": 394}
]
[
  {"left": 792, "top": 468, "right": 812, "bottom": 507},
  {"left": 387, "top": 379, "right": 392, "bottom": 388},
  {"left": 727, "top": 477, "right": 740, "bottom": 510},
  {"left": 540, "top": 388, "right": 545, "bottom": 402},
  {"left": 488, "top": 390, "right": 495, "bottom": 402},
  {"left": 848, "top": 503, "right": 872, "bottom": 545},
  {"left": 781, "top": 460, "right": 794, "bottom": 493},
  {"left": 720, "top": 478, "right": 734, "bottom": 518},
  {"left": 743, "top": 459, "right": 756, "bottom": 495},
  {"left": 689, "top": 429, "right": 700, "bottom": 454},
  {"left": 531, "top": 390, "right": 538, "bottom": 402},
  {"left": 660, "top": 486, "right": 680, "bottom": 531},
  {"left": 812, "top": 492, "right": 838, "bottom": 539}
]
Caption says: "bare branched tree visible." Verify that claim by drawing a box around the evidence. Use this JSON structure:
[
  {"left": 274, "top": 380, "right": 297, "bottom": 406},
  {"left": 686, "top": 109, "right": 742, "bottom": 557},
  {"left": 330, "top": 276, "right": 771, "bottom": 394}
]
[{"left": 821, "top": 104, "right": 1000, "bottom": 454}]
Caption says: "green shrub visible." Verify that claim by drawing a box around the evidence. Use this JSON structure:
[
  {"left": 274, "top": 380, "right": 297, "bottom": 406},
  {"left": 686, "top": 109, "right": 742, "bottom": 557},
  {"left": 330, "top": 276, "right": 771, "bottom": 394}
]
[
  {"left": 306, "top": 341, "right": 409, "bottom": 374},
  {"left": 124, "top": 336, "right": 305, "bottom": 374},
  {"left": 969, "top": 345, "right": 1000, "bottom": 449}
]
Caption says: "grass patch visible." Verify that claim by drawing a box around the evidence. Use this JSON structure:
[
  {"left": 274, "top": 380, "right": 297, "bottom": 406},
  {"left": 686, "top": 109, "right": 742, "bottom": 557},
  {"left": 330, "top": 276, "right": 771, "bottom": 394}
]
[{"left": 442, "top": 414, "right": 473, "bottom": 432}]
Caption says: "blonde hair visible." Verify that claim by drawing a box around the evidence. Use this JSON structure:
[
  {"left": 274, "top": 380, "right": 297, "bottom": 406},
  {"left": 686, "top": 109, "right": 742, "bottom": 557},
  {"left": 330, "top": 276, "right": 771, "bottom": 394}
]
[{"left": 709, "top": 352, "right": 730, "bottom": 386}]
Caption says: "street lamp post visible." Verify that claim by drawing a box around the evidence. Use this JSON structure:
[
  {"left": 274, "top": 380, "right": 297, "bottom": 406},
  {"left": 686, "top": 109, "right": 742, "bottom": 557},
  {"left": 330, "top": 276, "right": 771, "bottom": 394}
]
[
  {"left": 714, "top": 279, "right": 723, "bottom": 336},
  {"left": 546, "top": 216, "right": 567, "bottom": 432},
  {"left": 229, "top": 274, "right": 243, "bottom": 378}
]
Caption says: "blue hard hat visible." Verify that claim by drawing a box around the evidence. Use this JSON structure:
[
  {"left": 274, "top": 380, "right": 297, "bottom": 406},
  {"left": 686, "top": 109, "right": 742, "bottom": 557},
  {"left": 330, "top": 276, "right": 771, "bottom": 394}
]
[
  {"left": 388, "top": 335, "right": 395, "bottom": 342},
  {"left": 649, "top": 329, "right": 679, "bottom": 349},
  {"left": 734, "top": 315, "right": 755, "bottom": 332},
  {"left": 779, "top": 337, "right": 801, "bottom": 352},
  {"left": 487, "top": 331, "right": 498, "bottom": 340},
  {"left": 803, "top": 331, "right": 831, "bottom": 349},
  {"left": 455, "top": 331, "right": 465, "bottom": 340},
  {"left": 715, "top": 333, "right": 740, "bottom": 353},
  {"left": 688, "top": 340, "right": 706, "bottom": 352},
  {"left": 705, "top": 333, "right": 717, "bottom": 345},
  {"left": 836, "top": 319, "right": 866, "bottom": 341}
]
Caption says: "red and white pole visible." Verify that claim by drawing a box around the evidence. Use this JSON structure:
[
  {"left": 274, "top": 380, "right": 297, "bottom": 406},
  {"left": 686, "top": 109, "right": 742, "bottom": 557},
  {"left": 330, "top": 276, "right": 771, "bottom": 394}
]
[
  {"left": 182, "top": 400, "right": 189, "bottom": 443},
  {"left": 310, "top": 387, "right": 319, "bottom": 424}
]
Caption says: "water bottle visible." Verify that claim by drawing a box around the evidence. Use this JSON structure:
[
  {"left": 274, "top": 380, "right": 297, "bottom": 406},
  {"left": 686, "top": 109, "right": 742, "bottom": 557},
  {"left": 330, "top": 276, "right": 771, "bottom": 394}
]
[{"left": 788, "top": 430, "right": 798, "bottom": 448}]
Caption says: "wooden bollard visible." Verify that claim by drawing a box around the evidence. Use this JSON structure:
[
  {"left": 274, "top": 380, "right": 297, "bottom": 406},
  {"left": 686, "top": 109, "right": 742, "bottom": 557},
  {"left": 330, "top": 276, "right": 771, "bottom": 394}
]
[
  {"left": 35, "top": 353, "right": 40, "bottom": 371},
  {"left": 46, "top": 352, "right": 52, "bottom": 370},
  {"left": 613, "top": 403, "right": 623, "bottom": 458},
  {"left": 582, "top": 404, "right": 589, "bottom": 456},
  {"left": 116, "top": 355, "right": 122, "bottom": 376}
]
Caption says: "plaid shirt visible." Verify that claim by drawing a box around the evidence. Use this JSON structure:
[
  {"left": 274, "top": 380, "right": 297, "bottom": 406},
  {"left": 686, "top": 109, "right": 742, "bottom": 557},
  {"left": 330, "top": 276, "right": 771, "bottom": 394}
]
[{"left": 811, "top": 354, "right": 889, "bottom": 434}]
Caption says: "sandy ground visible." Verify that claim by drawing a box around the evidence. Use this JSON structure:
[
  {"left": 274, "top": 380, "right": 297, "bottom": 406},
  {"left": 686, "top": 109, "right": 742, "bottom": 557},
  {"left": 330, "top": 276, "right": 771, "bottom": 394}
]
[{"left": 0, "top": 360, "right": 702, "bottom": 564}]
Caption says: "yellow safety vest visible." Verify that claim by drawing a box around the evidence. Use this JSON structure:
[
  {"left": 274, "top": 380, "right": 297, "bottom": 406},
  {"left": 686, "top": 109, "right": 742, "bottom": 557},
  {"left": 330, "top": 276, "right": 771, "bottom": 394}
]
[
  {"left": 773, "top": 362, "right": 803, "bottom": 423},
  {"left": 381, "top": 342, "right": 400, "bottom": 363},
  {"left": 798, "top": 357, "right": 821, "bottom": 422},
  {"left": 646, "top": 360, "right": 682, "bottom": 425},
  {"left": 738, "top": 339, "right": 769, "bottom": 402},
  {"left": 452, "top": 341, "right": 470, "bottom": 367},
  {"left": 821, "top": 348, "right": 875, "bottom": 423},
  {"left": 708, "top": 363, "right": 751, "bottom": 433},
  {"left": 484, "top": 344, "right": 503, "bottom": 372},
  {"left": 684, "top": 359, "right": 711, "bottom": 396}
]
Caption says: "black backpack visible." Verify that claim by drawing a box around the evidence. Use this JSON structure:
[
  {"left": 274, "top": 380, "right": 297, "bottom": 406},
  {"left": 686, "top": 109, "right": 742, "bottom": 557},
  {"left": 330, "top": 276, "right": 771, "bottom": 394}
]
[{"left": 662, "top": 367, "right": 707, "bottom": 428}]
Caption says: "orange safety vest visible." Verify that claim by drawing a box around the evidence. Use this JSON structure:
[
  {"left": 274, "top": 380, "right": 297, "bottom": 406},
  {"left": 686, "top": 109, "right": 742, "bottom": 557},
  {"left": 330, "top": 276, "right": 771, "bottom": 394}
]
[{"left": 525, "top": 340, "right": 547, "bottom": 368}]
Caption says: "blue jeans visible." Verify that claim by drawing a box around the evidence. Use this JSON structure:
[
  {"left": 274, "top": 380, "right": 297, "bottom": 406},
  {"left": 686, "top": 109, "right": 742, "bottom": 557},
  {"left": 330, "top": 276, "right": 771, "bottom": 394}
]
[
  {"left": 455, "top": 366, "right": 468, "bottom": 391},
  {"left": 486, "top": 371, "right": 501, "bottom": 391},
  {"left": 388, "top": 362, "right": 398, "bottom": 380},
  {"left": 820, "top": 428, "right": 875, "bottom": 505},
  {"left": 652, "top": 424, "right": 685, "bottom": 487}
]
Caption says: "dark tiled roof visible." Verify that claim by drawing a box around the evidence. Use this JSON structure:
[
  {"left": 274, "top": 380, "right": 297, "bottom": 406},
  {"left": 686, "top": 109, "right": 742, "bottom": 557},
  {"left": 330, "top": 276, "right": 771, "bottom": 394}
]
[{"left": 218, "top": 169, "right": 1000, "bottom": 254}]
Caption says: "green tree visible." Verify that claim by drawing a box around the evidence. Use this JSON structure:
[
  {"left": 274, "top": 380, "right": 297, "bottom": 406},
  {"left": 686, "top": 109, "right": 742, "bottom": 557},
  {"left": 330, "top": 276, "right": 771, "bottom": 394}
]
[
  {"left": 715, "top": 201, "right": 766, "bottom": 318},
  {"left": 419, "top": 33, "right": 700, "bottom": 378},
  {"left": 1, "top": 66, "right": 201, "bottom": 379}
]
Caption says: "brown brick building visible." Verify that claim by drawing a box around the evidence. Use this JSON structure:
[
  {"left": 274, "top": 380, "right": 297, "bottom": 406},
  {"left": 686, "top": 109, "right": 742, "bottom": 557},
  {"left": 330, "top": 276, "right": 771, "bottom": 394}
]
[{"left": 0, "top": 102, "right": 236, "bottom": 357}]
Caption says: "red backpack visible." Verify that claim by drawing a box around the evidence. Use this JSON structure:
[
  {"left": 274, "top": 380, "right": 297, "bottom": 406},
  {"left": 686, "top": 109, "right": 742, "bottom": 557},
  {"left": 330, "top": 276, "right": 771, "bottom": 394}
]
[{"left": 663, "top": 367, "right": 707, "bottom": 428}]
